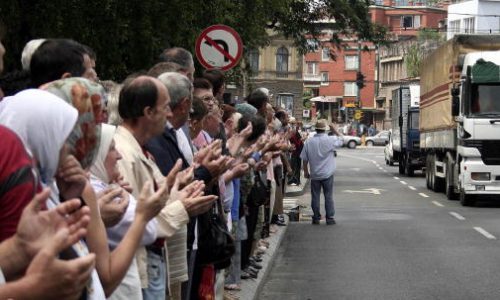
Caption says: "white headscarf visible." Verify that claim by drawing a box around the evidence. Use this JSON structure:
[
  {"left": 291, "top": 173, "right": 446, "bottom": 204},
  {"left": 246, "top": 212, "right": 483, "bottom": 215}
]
[
  {"left": 89, "top": 123, "right": 117, "bottom": 183},
  {"left": 0, "top": 89, "right": 78, "bottom": 184}
]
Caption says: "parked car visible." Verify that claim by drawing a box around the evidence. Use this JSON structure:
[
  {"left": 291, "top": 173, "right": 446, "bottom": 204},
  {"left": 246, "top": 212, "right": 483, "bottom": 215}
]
[
  {"left": 341, "top": 135, "right": 361, "bottom": 149},
  {"left": 384, "top": 130, "right": 395, "bottom": 166},
  {"left": 365, "top": 130, "right": 390, "bottom": 146}
]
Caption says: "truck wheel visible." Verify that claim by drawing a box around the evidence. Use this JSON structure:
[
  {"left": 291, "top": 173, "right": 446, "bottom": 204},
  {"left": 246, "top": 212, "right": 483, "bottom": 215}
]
[
  {"left": 460, "top": 189, "right": 475, "bottom": 207},
  {"left": 366, "top": 141, "right": 374, "bottom": 147},
  {"left": 389, "top": 159, "right": 394, "bottom": 166},
  {"left": 430, "top": 155, "right": 444, "bottom": 192},
  {"left": 445, "top": 158, "right": 458, "bottom": 200},
  {"left": 347, "top": 140, "right": 357, "bottom": 149},
  {"left": 406, "top": 155, "right": 414, "bottom": 177},
  {"left": 425, "top": 156, "right": 431, "bottom": 189},
  {"left": 398, "top": 155, "right": 405, "bottom": 175}
]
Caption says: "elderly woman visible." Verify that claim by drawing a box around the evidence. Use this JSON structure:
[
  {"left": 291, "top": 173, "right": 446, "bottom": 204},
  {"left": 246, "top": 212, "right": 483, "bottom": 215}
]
[
  {"left": 0, "top": 88, "right": 106, "bottom": 299},
  {"left": 89, "top": 123, "right": 158, "bottom": 299},
  {"left": 42, "top": 77, "right": 168, "bottom": 298}
]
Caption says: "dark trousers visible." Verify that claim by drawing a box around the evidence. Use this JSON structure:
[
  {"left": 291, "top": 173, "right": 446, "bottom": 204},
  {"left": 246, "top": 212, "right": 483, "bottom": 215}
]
[
  {"left": 241, "top": 204, "right": 259, "bottom": 269},
  {"left": 290, "top": 155, "right": 302, "bottom": 184}
]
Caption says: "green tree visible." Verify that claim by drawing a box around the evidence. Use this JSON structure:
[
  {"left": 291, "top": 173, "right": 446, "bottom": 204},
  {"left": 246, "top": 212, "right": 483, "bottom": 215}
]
[{"left": 1, "top": 0, "right": 386, "bottom": 81}]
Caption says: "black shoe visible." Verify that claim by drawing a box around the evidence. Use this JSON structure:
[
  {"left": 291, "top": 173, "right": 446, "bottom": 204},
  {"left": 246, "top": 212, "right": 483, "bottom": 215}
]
[
  {"left": 251, "top": 255, "right": 263, "bottom": 262},
  {"left": 275, "top": 219, "right": 286, "bottom": 226},
  {"left": 241, "top": 272, "right": 251, "bottom": 280},
  {"left": 278, "top": 214, "right": 285, "bottom": 222},
  {"left": 326, "top": 219, "right": 336, "bottom": 225},
  {"left": 312, "top": 219, "right": 320, "bottom": 225},
  {"left": 249, "top": 260, "right": 262, "bottom": 269}
]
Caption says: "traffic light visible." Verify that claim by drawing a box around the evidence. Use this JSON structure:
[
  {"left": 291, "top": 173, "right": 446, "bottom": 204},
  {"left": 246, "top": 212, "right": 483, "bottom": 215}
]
[
  {"left": 347, "top": 107, "right": 354, "bottom": 119},
  {"left": 356, "top": 72, "right": 365, "bottom": 89}
]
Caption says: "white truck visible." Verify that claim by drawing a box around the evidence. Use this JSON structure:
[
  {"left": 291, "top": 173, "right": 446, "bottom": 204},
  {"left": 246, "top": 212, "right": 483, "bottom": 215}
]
[{"left": 420, "top": 34, "right": 500, "bottom": 206}]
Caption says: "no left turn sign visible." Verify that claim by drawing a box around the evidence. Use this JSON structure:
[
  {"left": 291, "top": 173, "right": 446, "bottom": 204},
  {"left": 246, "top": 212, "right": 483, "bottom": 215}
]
[{"left": 195, "top": 25, "right": 243, "bottom": 71}]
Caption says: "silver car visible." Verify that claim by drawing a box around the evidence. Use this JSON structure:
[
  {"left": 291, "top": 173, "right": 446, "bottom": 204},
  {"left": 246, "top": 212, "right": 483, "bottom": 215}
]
[
  {"left": 365, "top": 130, "right": 390, "bottom": 147},
  {"left": 341, "top": 135, "right": 361, "bottom": 149}
]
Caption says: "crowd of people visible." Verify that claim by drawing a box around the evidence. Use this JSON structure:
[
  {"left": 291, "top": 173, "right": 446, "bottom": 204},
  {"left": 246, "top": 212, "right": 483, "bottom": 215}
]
[{"left": 0, "top": 33, "right": 302, "bottom": 300}]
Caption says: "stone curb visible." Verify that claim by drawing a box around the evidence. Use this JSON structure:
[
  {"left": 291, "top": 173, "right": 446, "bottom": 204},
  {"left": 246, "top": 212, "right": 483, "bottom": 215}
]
[{"left": 232, "top": 218, "right": 289, "bottom": 300}]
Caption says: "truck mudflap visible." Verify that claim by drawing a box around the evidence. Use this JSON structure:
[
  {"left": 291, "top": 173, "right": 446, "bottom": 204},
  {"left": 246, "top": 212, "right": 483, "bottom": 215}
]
[{"left": 460, "top": 157, "right": 500, "bottom": 194}]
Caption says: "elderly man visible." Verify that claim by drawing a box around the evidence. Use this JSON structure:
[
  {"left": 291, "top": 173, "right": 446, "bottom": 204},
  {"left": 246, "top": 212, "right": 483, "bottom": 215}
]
[
  {"left": 158, "top": 47, "right": 195, "bottom": 82},
  {"left": 300, "top": 119, "right": 343, "bottom": 225},
  {"left": 115, "top": 76, "right": 216, "bottom": 300}
]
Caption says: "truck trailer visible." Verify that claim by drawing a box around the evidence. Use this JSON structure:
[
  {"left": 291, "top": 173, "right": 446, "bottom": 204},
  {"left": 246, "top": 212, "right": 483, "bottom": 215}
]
[{"left": 420, "top": 34, "right": 500, "bottom": 206}]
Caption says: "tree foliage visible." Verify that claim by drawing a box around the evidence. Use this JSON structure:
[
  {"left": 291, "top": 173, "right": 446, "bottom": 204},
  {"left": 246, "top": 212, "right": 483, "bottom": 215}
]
[{"left": 0, "top": 0, "right": 386, "bottom": 81}]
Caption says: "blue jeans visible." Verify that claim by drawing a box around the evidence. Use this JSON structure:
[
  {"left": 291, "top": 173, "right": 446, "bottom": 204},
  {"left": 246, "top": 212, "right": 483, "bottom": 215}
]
[
  {"left": 142, "top": 249, "right": 167, "bottom": 300},
  {"left": 310, "top": 175, "right": 335, "bottom": 221}
]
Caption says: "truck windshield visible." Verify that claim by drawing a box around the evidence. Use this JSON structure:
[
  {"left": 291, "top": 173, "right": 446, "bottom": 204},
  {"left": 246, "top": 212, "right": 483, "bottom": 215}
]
[
  {"left": 470, "top": 84, "right": 500, "bottom": 117},
  {"left": 409, "top": 111, "right": 419, "bottom": 129}
]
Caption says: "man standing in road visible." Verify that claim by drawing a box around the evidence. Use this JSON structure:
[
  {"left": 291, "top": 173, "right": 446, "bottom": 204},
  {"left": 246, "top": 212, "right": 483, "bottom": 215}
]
[{"left": 300, "top": 119, "right": 343, "bottom": 225}]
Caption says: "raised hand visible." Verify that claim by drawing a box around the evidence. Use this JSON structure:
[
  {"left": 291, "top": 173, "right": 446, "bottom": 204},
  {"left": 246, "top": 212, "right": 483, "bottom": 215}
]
[
  {"left": 16, "top": 188, "right": 91, "bottom": 260},
  {"left": 56, "top": 155, "right": 88, "bottom": 200},
  {"left": 135, "top": 181, "right": 168, "bottom": 222},
  {"left": 97, "top": 187, "right": 129, "bottom": 227}
]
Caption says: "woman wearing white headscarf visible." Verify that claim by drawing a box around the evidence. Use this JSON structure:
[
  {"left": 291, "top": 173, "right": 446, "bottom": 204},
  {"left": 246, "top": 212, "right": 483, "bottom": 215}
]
[
  {"left": 0, "top": 88, "right": 106, "bottom": 300},
  {"left": 89, "top": 124, "right": 158, "bottom": 300}
]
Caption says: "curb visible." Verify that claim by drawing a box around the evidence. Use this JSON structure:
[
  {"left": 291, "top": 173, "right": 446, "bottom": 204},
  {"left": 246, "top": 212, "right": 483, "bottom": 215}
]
[
  {"left": 235, "top": 218, "right": 289, "bottom": 300},
  {"left": 285, "top": 179, "right": 309, "bottom": 197}
]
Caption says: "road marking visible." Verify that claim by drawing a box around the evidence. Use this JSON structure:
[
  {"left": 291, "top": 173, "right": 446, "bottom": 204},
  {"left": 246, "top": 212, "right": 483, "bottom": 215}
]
[
  {"left": 432, "top": 201, "right": 444, "bottom": 207},
  {"left": 400, "top": 180, "right": 407, "bottom": 185},
  {"left": 474, "top": 227, "right": 496, "bottom": 240},
  {"left": 419, "top": 193, "right": 429, "bottom": 198},
  {"left": 378, "top": 167, "right": 384, "bottom": 170},
  {"left": 393, "top": 176, "right": 400, "bottom": 180},
  {"left": 449, "top": 212, "right": 466, "bottom": 220},
  {"left": 409, "top": 186, "right": 416, "bottom": 190},
  {"left": 343, "top": 188, "right": 385, "bottom": 195},
  {"left": 383, "top": 170, "right": 388, "bottom": 172}
]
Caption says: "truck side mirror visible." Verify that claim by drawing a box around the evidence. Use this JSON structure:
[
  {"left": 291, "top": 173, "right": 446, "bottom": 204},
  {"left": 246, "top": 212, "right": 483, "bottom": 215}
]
[{"left": 452, "top": 96, "right": 460, "bottom": 117}]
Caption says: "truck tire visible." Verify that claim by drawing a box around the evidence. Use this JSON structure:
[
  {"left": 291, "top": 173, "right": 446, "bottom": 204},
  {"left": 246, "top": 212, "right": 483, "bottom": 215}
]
[
  {"left": 445, "top": 158, "right": 458, "bottom": 200},
  {"left": 399, "top": 155, "right": 405, "bottom": 175},
  {"left": 430, "top": 155, "right": 444, "bottom": 192},
  {"left": 460, "top": 189, "right": 475, "bottom": 207},
  {"left": 389, "top": 159, "right": 394, "bottom": 166},
  {"left": 347, "top": 140, "right": 357, "bottom": 149},
  {"left": 406, "top": 155, "right": 414, "bottom": 177},
  {"left": 425, "top": 155, "right": 431, "bottom": 189}
]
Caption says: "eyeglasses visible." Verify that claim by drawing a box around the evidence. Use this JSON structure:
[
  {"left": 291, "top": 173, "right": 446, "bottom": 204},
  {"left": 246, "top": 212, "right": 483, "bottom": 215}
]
[{"left": 201, "top": 96, "right": 216, "bottom": 103}]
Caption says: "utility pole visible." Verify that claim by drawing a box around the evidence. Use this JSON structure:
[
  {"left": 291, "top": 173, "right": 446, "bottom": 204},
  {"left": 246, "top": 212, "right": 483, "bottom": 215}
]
[{"left": 357, "top": 41, "right": 361, "bottom": 108}]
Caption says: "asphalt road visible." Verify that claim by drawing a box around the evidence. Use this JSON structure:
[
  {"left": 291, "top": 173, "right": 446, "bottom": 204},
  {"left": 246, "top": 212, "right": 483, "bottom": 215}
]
[{"left": 259, "top": 146, "right": 500, "bottom": 300}]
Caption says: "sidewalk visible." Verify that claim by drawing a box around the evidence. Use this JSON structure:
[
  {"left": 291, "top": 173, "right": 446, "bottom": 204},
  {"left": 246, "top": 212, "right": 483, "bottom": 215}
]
[{"left": 228, "top": 174, "right": 309, "bottom": 300}]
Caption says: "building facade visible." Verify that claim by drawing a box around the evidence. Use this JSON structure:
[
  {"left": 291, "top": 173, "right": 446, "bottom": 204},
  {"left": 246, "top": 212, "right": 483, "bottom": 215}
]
[
  {"left": 226, "top": 30, "right": 304, "bottom": 119},
  {"left": 447, "top": 0, "right": 500, "bottom": 40}
]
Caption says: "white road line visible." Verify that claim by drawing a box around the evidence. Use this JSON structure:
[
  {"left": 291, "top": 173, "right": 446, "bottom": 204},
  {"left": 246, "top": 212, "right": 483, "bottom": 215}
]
[
  {"left": 449, "top": 212, "right": 466, "bottom": 221},
  {"left": 409, "top": 186, "right": 416, "bottom": 190},
  {"left": 383, "top": 170, "right": 388, "bottom": 172},
  {"left": 419, "top": 193, "right": 429, "bottom": 198},
  {"left": 400, "top": 181, "right": 407, "bottom": 185},
  {"left": 432, "top": 201, "right": 444, "bottom": 207},
  {"left": 474, "top": 227, "right": 497, "bottom": 240},
  {"left": 393, "top": 176, "right": 400, "bottom": 180}
]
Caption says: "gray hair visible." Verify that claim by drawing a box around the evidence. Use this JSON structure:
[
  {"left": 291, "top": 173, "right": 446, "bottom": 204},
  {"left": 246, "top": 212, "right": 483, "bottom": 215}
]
[
  {"left": 157, "top": 72, "right": 193, "bottom": 108},
  {"left": 21, "top": 39, "right": 46, "bottom": 70},
  {"left": 158, "top": 47, "right": 194, "bottom": 69}
]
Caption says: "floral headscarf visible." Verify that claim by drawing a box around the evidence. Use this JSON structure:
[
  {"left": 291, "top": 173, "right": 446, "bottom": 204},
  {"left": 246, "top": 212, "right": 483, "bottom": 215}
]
[{"left": 42, "top": 77, "right": 106, "bottom": 169}]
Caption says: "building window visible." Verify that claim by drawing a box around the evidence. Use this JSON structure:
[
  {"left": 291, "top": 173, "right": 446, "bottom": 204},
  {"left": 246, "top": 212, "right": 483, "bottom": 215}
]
[
  {"left": 401, "top": 15, "right": 420, "bottom": 29},
  {"left": 276, "top": 46, "right": 289, "bottom": 78},
  {"left": 322, "top": 47, "right": 330, "bottom": 61},
  {"left": 247, "top": 48, "right": 259, "bottom": 74},
  {"left": 449, "top": 20, "right": 460, "bottom": 34},
  {"left": 345, "top": 55, "right": 359, "bottom": 70},
  {"left": 276, "top": 94, "right": 294, "bottom": 116},
  {"left": 344, "top": 82, "right": 358, "bottom": 97},
  {"left": 464, "top": 17, "right": 475, "bottom": 33},
  {"left": 306, "top": 62, "right": 318, "bottom": 75},
  {"left": 321, "top": 72, "right": 329, "bottom": 86}
]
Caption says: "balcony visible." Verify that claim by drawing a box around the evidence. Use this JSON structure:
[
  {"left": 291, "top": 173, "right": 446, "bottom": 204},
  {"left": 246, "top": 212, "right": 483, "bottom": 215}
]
[{"left": 303, "top": 73, "right": 321, "bottom": 82}]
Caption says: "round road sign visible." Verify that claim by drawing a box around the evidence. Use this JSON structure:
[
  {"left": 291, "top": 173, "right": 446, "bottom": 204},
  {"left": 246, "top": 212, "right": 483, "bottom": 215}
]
[{"left": 195, "top": 24, "right": 243, "bottom": 71}]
